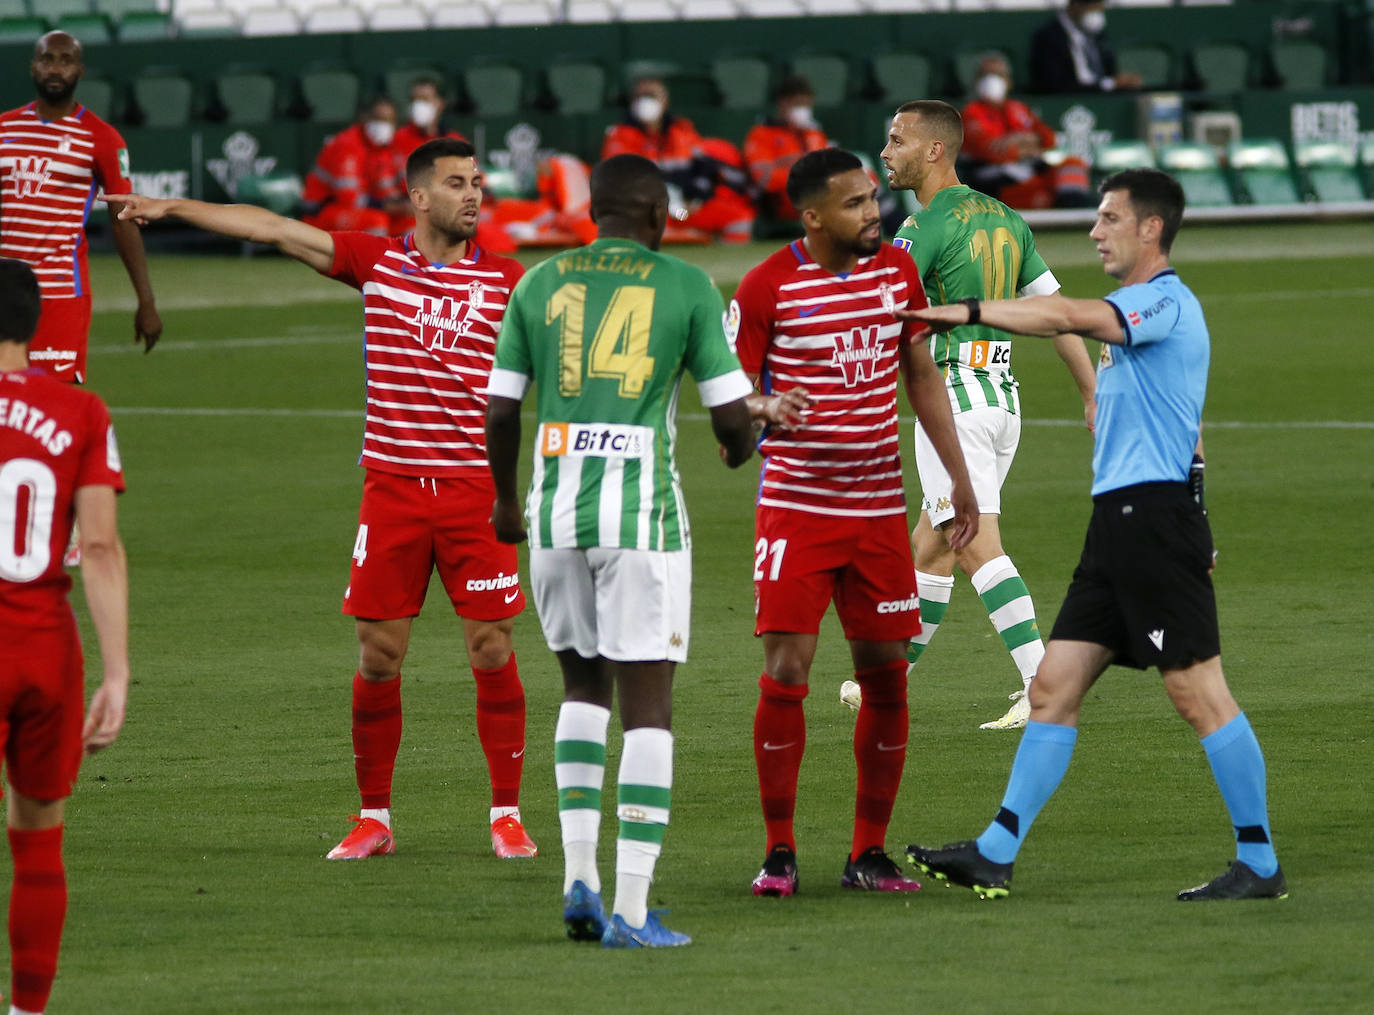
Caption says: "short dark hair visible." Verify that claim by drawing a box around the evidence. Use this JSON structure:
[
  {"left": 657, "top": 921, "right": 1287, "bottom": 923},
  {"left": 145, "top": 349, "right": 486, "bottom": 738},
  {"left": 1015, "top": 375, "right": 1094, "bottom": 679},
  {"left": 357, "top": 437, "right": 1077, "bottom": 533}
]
[
  {"left": 590, "top": 153, "right": 666, "bottom": 218},
  {"left": 0, "top": 259, "right": 41, "bottom": 344},
  {"left": 893, "top": 99, "right": 963, "bottom": 158},
  {"left": 1100, "top": 168, "right": 1185, "bottom": 253},
  {"left": 773, "top": 74, "right": 814, "bottom": 102},
  {"left": 406, "top": 136, "right": 477, "bottom": 188},
  {"left": 786, "top": 147, "right": 863, "bottom": 212}
]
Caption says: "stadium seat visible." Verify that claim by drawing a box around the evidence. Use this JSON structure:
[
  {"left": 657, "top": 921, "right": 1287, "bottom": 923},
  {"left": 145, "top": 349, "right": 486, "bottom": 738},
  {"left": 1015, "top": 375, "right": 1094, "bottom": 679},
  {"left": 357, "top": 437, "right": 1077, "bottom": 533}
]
[
  {"left": 235, "top": 170, "right": 303, "bottom": 216},
  {"left": 212, "top": 68, "right": 278, "bottom": 125},
  {"left": 430, "top": 1, "right": 491, "bottom": 27},
  {"left": 868, "top": 51, "right": 933, "bottom": 105},
  {"left": 176, "top": 9, "right": 241, "bottom": 38},
  {"left": 711, "top": 55, "right": 772, "bottom": 111},
  {"left": 77, "top": 74, "right": 116, "bottom": 121},
  {"left": 129, "top": 69, "right": 195, "bottom": 129},
  {"left": 368, "top": 2, "right": 429, "bottom": 30},
  {"left": 1157, "top": 142, "right": 1234, "bottom": 207},
  {"left": 489, "top": 0, "right": 554, "bottom": 26},
  {"left": 0, "top": 0, "right": 29, "bottom": 18},
  {"left": 618, "top": 0, "right": 681, "bottom": 21},
  {"left": 303, "top": 4, "right": 366, "bottom": 33},
  {"left": 56, "top": 13, "right": 114, "bottom": 45},
  {"left": 788, "top": 53, "right": 850, "bottom": 110},
  {"left": 544, "top": 60, "right": 608, "bottom": 115},
  {"left": 1186, "top": 42, "right": 1252, "bottom": 93},
  {"left": 100, "top": 0, "right": 164, "bottom": 16},
  {"left": 0, "top": 16, "right": 45, "bottom": 46},
  {"left": 564, "top": 0, "right": 614, "bottom": 24},
  {"left": 385, "top": 65, "right": 447, "bottom": 112},
  {"left": 1117, "top": 44, "right": 1173, "bottom": 91},
  {"left": 951, "top": 48, "right": 1011, "bottom": 97},
  {"left": 1269, "top": 40, "right": 1329, "bottom": 91},
  {"left": 461, "top": 62, "right": 525, "bottom": 116},
  {"left": 743, "top": 0, "right": 804, "bottom": 16},
  {"left": 240, "top": 5, "right": 302, "bottom": 36},
  {"left": 1091, "top": 139, "right": 1156, "bottom": 185},
  {"left": 1227, "top": 138, "right": 1301, "bottom": 205},
  {"left": 41, "top": 0, "right": 90, "bottom": 17},
  {"left": 298, "top": 66, "right": 361, "bottom": 124},
  {"left": 116, "top": 10, "right": 172, "bottom": 41},
  {"left": 1293, "top": 140, "right": 1365, "bottom": 203},
  {"left": 679, "top": 0, "right": 740, "bottom": 20}
]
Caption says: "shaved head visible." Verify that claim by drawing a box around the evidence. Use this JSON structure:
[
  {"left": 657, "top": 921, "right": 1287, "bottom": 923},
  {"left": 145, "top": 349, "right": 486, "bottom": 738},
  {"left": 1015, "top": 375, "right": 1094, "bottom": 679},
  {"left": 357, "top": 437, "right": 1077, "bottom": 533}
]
[
  {"left": 34, "top": 30, "right": 82, "bottom": 61},
  {"left": 31, "top": 30, "right": 83, "bottom": 110},
  {"left": 591, "top": 154, "right": 668, "bottom": 219},
  {"left": 893, "top": 100, "right": 963, "bottom": 160}
]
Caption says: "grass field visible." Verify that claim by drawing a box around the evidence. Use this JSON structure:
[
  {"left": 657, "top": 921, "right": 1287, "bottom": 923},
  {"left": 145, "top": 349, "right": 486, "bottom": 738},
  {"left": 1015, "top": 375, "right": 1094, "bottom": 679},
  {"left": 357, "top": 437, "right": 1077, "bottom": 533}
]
[{"left": 45, "top": 221, "right": 1374, "bottom": 1013}]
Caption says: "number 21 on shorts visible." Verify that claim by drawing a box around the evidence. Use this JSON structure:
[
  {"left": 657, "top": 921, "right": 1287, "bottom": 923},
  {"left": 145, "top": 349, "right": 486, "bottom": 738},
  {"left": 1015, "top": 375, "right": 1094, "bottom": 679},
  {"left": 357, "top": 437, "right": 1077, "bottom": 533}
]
[{"left": 754, "top": 537, "right": 787, "bottom": 581}]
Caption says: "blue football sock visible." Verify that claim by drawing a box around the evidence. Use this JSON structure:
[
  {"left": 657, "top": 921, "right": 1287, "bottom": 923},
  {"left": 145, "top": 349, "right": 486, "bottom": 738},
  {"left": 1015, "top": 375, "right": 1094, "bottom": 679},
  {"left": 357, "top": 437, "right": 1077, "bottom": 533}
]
[
  {"left": 976, "top": 720, "right": 1078, "bottom": 864},
  {"left": 1201, "top": 712, "right": 1278, "bottom": 877}
]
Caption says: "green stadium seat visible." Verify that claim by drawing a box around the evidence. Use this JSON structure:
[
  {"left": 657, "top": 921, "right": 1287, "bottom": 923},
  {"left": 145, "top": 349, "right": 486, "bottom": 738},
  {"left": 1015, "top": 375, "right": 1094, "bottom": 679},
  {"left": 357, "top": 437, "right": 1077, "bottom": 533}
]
[
  {"left": 175, "top": 9, "right": 239, "bottom": 38},
  {"left": 868, "top": 52, "right": 932, "bottom": 105},
  {"left": 711, "top": 55, "right": 771, "bottom": 112},
  {"left": 384, "top": 65, "right": 446, "bottom": 113},
  {"left": 1157, "top": 142, "right": 1235, "bottom": 207},
  {"left": 0, "top": 1, "right": 31, "bottom": 19},
  {"left": 788, "top": 53, "right": 850, "bottom": 110},
  {"left": 1187, "top": 43, "right": 1252, "bottom": 93},
  {"left": 235, "top": 170, "right": 303, "bottom": 217},
  {"left": 1118, "top": 44, "right": 1174, "bottom": 91},
  {"left": 213, "top": 68, "right": 278, "bottom": 126},
  {"left": 950, "top": 48, "right": 1012, "bottom": 98},
  {"left": 544, "top": 60, "right": 607, "bottom": 115},
  {"left": 1269, "top": 40, "right": 1330, "bottom": 90},
  {"left": 1091, "top": 139, "right": 1156, "bottom": 186},
  {"left": 298, "top": 67, "right": 361, "bottom": 125},
  {"left": 130, "top": 68, "right": 194, "bottom": 128},
  {"left": 101, "top": 0, "right": 163, "bottom": 15},
  {"left": 0, "top": 16, "right": 45, "bottom": 46},
  {"left": 1293, "top": 140, "right": 1365, "bottom": 203},
  {"left": 116, "top": 10, "right": 173, "bottom": 42},
  {"left": 55, "top": 12, "right": 113, "bottom": 45},
  {"left": 461, "top": 62, "right": 524, "bottom": 117},
  {"left": 1227, "top": 138, "right": 1301, "bottom": 205},
  {"left": 1361, "top": 136, "right": 1374, "bottom": 197},
  {"left": 76, "top": 74, "right": 115, "bottom": 121}
]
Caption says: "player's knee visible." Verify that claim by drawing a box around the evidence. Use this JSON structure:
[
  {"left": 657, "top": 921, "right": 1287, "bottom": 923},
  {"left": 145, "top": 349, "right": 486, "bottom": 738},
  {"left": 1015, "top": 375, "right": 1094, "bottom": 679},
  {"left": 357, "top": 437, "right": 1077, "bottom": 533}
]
[
  {"left": 466, "top": 623, "right": 513, "bottom": 671},
  {"left": 357, "top": 635, "right": 405, "bottom": 681}
]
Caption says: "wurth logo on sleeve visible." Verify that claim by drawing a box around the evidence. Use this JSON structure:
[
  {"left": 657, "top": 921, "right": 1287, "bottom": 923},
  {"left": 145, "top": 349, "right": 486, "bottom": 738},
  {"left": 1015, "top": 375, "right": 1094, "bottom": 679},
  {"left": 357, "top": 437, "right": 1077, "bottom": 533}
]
[
  {"left": 9, "top": 156, "right": 52, "bottom": 198},
  {"left": 830, "top": 325, "right": 886, "bottom": 386}
]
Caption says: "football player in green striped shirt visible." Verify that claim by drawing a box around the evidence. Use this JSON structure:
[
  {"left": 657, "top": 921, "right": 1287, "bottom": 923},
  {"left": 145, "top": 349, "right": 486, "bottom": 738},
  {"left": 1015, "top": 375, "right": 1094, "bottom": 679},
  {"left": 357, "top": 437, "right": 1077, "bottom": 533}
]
[
  {"left": 878, "top": 100, "right": 1098, "bottom": 730},
  {"left": 485, "top": 154, "right": 754, "bottom": 948}
]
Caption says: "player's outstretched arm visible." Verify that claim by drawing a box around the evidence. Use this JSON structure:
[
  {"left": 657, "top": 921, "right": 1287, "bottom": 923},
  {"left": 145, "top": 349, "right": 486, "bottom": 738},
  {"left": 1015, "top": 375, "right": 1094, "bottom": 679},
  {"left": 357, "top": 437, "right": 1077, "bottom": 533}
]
[
  {"left": 104, "top": 193, "right": 336, "bottom": 274},
  {"left": 73, "top": 485, "right": 129, "bottom": 754},
  {"left": 901, "top": 342, "right": 979, "bottom": 550},
  {"left": 1051, "top": 332, "right": 1098, "bottom": 432},
  {"left": 485, "top": 395, "right": 527, "bottom": 544}
]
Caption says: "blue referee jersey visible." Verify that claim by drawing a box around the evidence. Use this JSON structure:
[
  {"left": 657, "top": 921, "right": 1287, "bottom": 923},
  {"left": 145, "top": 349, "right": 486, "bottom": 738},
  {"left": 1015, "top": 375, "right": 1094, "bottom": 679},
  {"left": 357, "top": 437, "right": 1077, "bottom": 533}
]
[{"left": 1092, "top": 270, "right": 1209, "bottom": 496}]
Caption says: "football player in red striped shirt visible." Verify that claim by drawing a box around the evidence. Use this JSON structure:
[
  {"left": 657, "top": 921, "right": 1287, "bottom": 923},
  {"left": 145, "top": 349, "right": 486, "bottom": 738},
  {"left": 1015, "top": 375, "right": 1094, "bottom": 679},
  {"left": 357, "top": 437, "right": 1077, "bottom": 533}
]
[
  {"left": 730, "top": 148, "right": 977, "bottom": 896},
  {"left": 0, "top": 31, "right": 160, "bottom": 385},
  {"left": 106, "top": 138, "right": 540, "bottom": 862}
]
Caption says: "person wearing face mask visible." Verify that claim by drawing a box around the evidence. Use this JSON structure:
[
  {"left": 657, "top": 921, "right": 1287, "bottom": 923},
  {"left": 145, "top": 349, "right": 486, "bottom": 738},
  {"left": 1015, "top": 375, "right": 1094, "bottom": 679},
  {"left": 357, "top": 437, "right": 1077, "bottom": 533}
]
[
  {"left": 301, "top": 95, "right": 406, "bottom": 235},
  {"left": 1029, "top": 0, "right": 1143, "bottom": 95},
  {"left": 602, "top": 76, "right": 756, "bottom": 243},
  {"left": 961, "top": 54, "right": 1092, "bottom": 210},
  {"left": 743, "top": 76, "right": 831, "bottom": 226}
]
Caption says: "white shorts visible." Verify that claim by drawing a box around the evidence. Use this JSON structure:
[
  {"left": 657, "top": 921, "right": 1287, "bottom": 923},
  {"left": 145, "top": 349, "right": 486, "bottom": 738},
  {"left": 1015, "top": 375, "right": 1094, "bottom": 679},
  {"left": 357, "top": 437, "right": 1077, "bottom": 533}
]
[
  {"left": 915, "top": 405, "right": 1021, "bottom": 526},
  {"left": 529, "top": 547, "right": 692, "bottom": 663}
]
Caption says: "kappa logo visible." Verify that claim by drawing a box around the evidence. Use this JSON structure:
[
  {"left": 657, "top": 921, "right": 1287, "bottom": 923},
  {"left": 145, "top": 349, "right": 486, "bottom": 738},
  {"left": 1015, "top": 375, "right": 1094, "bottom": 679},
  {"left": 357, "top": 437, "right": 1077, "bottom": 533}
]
[
  {"left": 936, "top": 496, "right": 952, "bottom": 512},
  {"left": 1147, "top": 628, "right": 1165, "bottom": 651},
  {"left": 11, "top": 155, "right": 52, "bottom": 199},
  {"left": 669, "top": 632, "right": 684, "bottom": 648},
  {"left": 830, "top": 325, "right": 885, "bottom": 386}
]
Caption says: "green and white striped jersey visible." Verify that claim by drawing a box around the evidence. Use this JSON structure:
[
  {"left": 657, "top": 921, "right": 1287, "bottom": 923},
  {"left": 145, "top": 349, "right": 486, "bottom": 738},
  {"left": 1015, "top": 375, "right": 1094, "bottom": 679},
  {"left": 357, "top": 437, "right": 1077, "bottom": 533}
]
[
  {"left": 488, "top": 237, "right": 751, "bottom": 551},
  {"left": 893, "top": 185, "right": 1059, "bottom": 416}
]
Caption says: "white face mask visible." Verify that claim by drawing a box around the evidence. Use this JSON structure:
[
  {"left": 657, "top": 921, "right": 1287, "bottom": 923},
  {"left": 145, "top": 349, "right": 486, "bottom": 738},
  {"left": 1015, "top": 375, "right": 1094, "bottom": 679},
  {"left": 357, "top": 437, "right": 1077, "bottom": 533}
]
[
  {"left": 631, "top": 96, "right": 664, "bottom": 126},
  {"left": 975, "top": 74, "right": 1009, "bottom": 103},
  {"left": 409, "top": 99, "right": 439, "bottom": 130},
  {"left": 364, "top": 119, "right": 395, "bottom": 147},
  {"left": 785, "top": 104, "right": 816, "bottom": 129},
  {"left": 1079, "top": 9, "right": 1106, "bottom": 34}
]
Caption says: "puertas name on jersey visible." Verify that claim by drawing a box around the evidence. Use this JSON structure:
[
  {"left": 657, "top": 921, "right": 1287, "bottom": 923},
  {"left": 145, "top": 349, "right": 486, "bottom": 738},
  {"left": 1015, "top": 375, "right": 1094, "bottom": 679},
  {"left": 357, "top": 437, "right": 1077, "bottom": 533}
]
[{"left": 0, "top": 396, "right": 73, "bottom": 456}]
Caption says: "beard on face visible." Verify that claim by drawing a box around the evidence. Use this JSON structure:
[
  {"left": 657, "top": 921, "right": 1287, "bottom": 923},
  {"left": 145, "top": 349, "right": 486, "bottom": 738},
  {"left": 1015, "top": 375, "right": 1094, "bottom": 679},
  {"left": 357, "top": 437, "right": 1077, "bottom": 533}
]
[{"left": 34, "top": 74, "right": 77, "bottom": 104}]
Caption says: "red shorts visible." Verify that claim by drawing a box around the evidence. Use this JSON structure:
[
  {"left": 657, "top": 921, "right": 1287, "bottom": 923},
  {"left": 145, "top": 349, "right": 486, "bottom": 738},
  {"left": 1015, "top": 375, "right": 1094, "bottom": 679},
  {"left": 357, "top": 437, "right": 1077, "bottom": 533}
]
[
  {"left": 753, "top": 507, "right": 919, "bottom": 641},
  {"left": 0, "top": 612, "right": 85, "bottom": 801},
  {"left": 28, "top": 294, "right": 92, "bottom": 384},
  {"left": 342, "top": 469, "right": 526, "bottom": 622}
]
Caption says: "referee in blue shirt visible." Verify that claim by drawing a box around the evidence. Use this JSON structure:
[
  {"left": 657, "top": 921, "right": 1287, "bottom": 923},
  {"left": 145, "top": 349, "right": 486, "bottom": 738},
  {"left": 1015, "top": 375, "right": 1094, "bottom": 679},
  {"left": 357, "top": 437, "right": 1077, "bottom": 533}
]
[{"left": 898, "top": 168, "right": 1285, "bottom": 902}]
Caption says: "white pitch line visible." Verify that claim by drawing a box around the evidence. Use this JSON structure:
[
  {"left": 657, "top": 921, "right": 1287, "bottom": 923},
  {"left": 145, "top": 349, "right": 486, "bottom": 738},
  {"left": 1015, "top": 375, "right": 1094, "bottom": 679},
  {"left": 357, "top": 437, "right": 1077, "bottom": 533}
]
[
  {"left": 108, "top": 406, "right": 1374, "bottom": 430},
  {"left": 90, "top": 332, "right": 352, "bottom": 356}
]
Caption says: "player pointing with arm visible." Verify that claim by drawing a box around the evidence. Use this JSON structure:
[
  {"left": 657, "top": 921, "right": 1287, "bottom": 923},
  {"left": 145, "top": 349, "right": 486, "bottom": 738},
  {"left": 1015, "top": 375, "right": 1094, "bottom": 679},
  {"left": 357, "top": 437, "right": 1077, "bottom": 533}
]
[
  {"left": 903, "top": 169, "right": 1286, "bottom": 903},
  {"left": 108, "top": 138, "right": 543, "bottom": 863},
  {"left": 485, "top": 154, "right": 754, "bottom": 947}
]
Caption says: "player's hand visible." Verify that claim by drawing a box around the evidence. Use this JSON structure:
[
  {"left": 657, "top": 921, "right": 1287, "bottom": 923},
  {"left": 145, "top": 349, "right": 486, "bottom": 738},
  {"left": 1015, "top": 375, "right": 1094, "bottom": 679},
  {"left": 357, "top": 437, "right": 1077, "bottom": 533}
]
[
  {"left": 945, "top": 480, "right": 980, "bottom": 551},
  {"left": 897, "top": 305, "right": 967, "bottom": 332},
  {"left": 764, "top": 387, "right": 811, "bottom": 432},
  {"left": 82, "top": 680, "right": 128, "bottom": 755},
  {"left": 490, "top": 498, "right": 527, "bottom": 544},
  {"left": 101, "top": 192, "right": 163, "bottom": 226},
  {"left": 1083, "top": 396, "right": 1096, "bottom": 434},
  {"left": 135, "top": 301, "right": 162, "bottom": 353}
]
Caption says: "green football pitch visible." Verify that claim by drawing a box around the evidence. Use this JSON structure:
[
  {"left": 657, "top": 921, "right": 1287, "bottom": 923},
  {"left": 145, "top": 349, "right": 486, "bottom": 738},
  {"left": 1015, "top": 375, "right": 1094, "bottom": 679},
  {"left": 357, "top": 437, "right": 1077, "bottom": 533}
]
[{"left": 52, "top": 221, "right": 1373, "bottom": 1013}]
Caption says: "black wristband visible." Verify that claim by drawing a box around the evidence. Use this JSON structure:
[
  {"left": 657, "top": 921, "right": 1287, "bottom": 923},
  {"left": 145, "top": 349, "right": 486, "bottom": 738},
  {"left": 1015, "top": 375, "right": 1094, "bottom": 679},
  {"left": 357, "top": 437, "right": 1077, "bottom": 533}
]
[
  {"left": 1188, "top": 454, "right": 1206, "bottom": 511},
  {"left": 959, "top": 297, "right": 981, "bottom": 325}
]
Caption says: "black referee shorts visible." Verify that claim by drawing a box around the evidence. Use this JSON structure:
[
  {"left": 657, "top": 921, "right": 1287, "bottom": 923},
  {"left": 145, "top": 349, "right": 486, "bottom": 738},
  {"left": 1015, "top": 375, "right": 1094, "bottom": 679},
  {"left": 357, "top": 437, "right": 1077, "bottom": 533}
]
[{"left": 1050, "top": 482, "right": 1220, "bottom": 671}]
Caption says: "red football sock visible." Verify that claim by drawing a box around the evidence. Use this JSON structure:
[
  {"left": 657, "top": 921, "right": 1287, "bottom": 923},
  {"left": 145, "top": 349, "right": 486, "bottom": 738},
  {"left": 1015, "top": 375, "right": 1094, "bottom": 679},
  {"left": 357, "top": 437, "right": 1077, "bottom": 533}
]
[
  {"left": 851, "top": 660, "right": 908, "bottom": 860},
  {"left": 9, "top": 825, "right": 66, "bottom": 1015},
  {"left": 754, "top": 673, "right": 808, "bottom": 853},
  {"left": 473, "top": 653, "right": 526, "bottom": 810},
  {"left": 352, "top": 671, "right": 402, "bottom": 811}
]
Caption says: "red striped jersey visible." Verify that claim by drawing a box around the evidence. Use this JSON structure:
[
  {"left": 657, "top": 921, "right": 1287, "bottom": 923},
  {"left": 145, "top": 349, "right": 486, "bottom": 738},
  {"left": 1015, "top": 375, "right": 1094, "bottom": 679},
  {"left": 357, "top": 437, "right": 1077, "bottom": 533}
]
[
  {"left": 0, "top": 103, "right": 132, "bottom": 300},
  {"left": 327, "top": 232, "right": 523, "bottom": 477},
  {"left": 1, "top": 367, "right": 124, "bottom": 629},
  {"left": 730, "top": 240, "right": 928, "bottom": 518}
]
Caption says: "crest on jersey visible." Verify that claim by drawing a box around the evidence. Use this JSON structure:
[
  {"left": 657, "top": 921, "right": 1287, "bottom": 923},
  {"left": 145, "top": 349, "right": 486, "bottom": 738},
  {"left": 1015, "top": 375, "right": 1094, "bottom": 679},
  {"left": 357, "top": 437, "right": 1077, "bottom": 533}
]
[
  {"left": 58, "top": 134, "right": 72, "bottom": 155},
  {"left": 879, "top": 282, "right": 896, "bottom": 315},
  {"left": 724, "top": 299, "right": 741, "bottom": 352},
  {"left": 468, "top": 281, "right": 486, "bottom": 311},
  {"left": 830, "top": 325, "right": 885, "bottom": 386}
]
